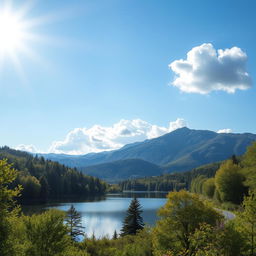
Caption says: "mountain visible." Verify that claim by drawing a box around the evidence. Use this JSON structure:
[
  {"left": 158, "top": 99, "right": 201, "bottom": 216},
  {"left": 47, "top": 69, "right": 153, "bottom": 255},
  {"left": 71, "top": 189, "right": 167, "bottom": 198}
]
[
  {"left": 41, "top": 127, "right": 256, "bottom": 178},
  {"left": 80, "top": 159, "right": 163, "bottom": 183}
]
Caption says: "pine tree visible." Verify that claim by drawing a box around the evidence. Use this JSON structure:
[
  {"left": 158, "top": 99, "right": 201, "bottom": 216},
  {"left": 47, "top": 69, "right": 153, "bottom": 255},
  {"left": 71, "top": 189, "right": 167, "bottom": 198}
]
[
  {"left": 39, "top": 176, "right": 50, "bottom": 203},
  {"left": 120, "top": 198, "right": 144, "bottom": 236},
  {"left": 113, "top": 230, "right": 118, "bottom": 239},
  {"left": 66, "top": 205, "right": 85, "bottom": 241}
]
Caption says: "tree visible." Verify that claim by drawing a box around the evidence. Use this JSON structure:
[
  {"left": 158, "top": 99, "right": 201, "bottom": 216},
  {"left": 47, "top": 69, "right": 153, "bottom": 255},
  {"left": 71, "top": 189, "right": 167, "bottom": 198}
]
[
  {"left": 120, "top": 198, "right": 144, "bottom": 236},
  {"left": 152, "top": 190, "right": 222, "bottom": 256},
  {"left": 241, "top": 142, "right": 256, "bottom": 191},
  {"left": 0, "top": 159, "right": 22, "bottom": 256},
  {"left": 190, "top": 222, "right": 243, "bottom": 256},
  {"left": 202, "top": 178, "right": 215, "bottom": 198},
  {"left": 113, "top": 230, "right": 118, "bottom": 239},
  {"left": 39, "top": 176, "right": 50, "bottom": 202},
  {"left": 236, "top": 191, "right": 256, "bottom": 256},
  {"left": 215, "top": 160, "right": 247, "bottom": 204},
  {"left": 23, "top": 209, "right": 70, "bottom": 256},
  {"left": 66, "top": 205, "right": 85, "bottom": 241}
]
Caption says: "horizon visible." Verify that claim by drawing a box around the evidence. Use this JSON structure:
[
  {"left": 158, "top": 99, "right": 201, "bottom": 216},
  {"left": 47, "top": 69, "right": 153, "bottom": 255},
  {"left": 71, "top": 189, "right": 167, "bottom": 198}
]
[
  {"left": 10, "top": 126, "right": 256, "bottom": 156},
  {"left": 1, "top": 0, "right": 256, "bottom": 155}
]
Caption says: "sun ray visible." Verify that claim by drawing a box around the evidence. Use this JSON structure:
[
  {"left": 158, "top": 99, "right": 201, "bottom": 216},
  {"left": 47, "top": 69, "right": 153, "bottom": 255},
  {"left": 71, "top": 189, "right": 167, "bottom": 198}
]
[{"left": 0, "top": 0, "right": 82, "bottom": 82}]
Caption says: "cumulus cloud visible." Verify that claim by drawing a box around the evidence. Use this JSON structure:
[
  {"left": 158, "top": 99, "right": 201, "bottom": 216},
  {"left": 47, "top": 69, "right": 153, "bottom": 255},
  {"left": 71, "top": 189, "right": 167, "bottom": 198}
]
[
  {"left": 217, "top": 128, "right": 232, "bottom": 134},
  {"left": 49, "top": 118, "right": 187, "bottom": 155},
  {"left": 169, "top": 43, "right": 252, "bottom": 94},
  {"left": 15, "top": 144, "right": 39, "bottom": 153}
]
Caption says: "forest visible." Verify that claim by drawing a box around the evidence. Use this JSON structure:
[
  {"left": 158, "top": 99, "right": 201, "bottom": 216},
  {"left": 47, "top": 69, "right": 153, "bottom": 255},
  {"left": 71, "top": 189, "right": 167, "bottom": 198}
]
[
  {"left": 0, "top": 147, "right": 107, "bottom": 203},
  {"left": 119, "top": 161, "right": 221, "bottom": 192}
]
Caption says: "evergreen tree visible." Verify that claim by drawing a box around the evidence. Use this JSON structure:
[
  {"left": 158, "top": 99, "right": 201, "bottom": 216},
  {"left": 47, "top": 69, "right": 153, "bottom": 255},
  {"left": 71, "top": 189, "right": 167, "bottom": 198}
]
[
  {"left": 39, "top": 175, "right": 50, "bottom": 202},
  {"left": 66, "top": 205, "right": 85, "bottom": 241},
  {"left": 113, "top": 230, "right": 118, "bottom": 239},
  {"left": 120, "top": 198, "right": 144, "bottom": 236}
]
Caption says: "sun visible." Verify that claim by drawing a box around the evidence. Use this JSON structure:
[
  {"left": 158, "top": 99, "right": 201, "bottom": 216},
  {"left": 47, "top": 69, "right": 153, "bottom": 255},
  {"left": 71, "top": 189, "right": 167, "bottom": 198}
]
[
  {"left": 0, "top": 1, "right": 52, "bottom": 77},
  {"left": 0, "top": 11, "right": 24, "bottom": 54}
]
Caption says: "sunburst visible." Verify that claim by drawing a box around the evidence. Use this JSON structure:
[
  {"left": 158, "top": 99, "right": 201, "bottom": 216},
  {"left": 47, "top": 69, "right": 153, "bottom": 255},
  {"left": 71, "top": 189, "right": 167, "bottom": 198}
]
[{"left": 0, "top": 1, "right": 60, "bottom": 79}]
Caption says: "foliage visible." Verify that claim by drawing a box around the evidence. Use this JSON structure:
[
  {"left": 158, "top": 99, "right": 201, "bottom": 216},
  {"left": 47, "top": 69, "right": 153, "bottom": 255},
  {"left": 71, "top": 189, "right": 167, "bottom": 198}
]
[
  {"left": 191, "top": 175, "right": 208, "bottom": 194},
  {"left": 235, "top": 190, "right": 256, "bottom": 256},
  {"left": 190, "top": 222, "right": 243, "bottom": 256},
  {"left": 23, "top": 209, "right": 70, "bottom": 256},
  {"left": 120, "top": 162, "right": 220, "bottom": 192},
  {"left": 215, "top": 160, "right": 247, "bottom": 204},
  {"left": 66, "top": 205, "right": 85, "bottom": 241},
  {"left": 83, "top": 228, "right": 152, "bottom": 256},
  {"left": 241, "top": 142, "right": 256, "bottom": 190},
  {"left": 0, "top": 159, "right": 22, "bottom": 256},
  {"left": 120, "top": 198, "right": 144, "bottom": 236},
  {"left": 0, "top": 146, "right": 107, "bottom": 202},
  {"left": 152, "top": 190, "right": 222, "bottom": 256},
  {"left": 202, "top": 178, "right": 215, "bottom": 198}
]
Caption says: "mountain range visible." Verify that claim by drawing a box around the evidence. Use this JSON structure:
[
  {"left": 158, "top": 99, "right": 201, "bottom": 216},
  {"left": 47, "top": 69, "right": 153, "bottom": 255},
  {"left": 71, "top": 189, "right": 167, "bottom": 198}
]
[{"left": 40, "top": 127, "right": 256, "bottom": 181}]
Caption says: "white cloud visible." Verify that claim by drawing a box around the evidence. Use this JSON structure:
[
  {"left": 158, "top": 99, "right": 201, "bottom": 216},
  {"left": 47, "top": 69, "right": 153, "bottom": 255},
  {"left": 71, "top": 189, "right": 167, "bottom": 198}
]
[
  {"left": 48, "top": 118, "right": 187, "bottom": 155},
  {"left": 217, "top": 128, "right": 232, "bottom": 134},
  {"left": 15, "top": 144, "right": 39, "bottom": 153},
  {"left": 169, "top": 43, "right": 252, "bottom": 94},
  {"left": 169, "top": 118, "right": 187, "bottom": 132}
]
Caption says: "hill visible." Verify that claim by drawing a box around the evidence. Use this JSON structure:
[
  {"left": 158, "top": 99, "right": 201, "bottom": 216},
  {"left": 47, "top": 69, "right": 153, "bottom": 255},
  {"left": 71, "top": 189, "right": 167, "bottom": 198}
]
[
  {"left": 0, "top": 146, "right": 107, "bottom": 202},
  {"left": 81, "top": 159, "right": 163, "bottom": 183},
  {"left": 41, "top": 128, "right": 256, "bottom": 179},
  {"left": 119, "top": 161, "right": 221, "bottom": 191}
]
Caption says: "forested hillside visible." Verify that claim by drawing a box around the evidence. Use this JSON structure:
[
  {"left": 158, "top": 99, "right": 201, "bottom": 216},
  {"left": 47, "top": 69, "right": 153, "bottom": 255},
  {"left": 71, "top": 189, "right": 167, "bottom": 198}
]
[
  {"left": 190, "top": 142, "right": 256, "bottom": 206},
  {"left": 119, "top": 161, "right": 221, "bottom": 191},
  {"left": 81, "top": 158, "right": 163, "bottom": 182},
  {"left": 0, "top": 147, "right": 107, "bottom": 202}
]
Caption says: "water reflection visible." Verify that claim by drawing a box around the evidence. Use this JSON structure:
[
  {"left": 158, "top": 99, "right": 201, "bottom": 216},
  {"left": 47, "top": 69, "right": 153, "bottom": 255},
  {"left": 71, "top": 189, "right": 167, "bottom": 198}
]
[{"left": 22, "top": 192, "right": 168, "bottom": 238}]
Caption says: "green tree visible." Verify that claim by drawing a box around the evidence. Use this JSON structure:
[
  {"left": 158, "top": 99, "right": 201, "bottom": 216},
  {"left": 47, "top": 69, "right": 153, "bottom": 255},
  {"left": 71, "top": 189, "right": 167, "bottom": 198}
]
[
  {"left": 113, "top": 230, "right": 118, "bottom": 239},
  {"left": 215, "top": 160, "right": 246, "bottom": 204},
  {"left": 191, "top": 175, "right": 207, "bottom": 194},
  {"left": 19, "top": 175, "right": 41, "bottom": 200},
  {"left": 152, "top": 190, "right": 222, "bottom": 256},
  {"left": 236, "top": 191, "right": 256, "bottom": 256},
  {"left": 0, "top": 159, "right": 22, "bottom": 256},
  {"left": 66, "top": 205, "right": 85, "bottom": 241},
  {"left": 23, "top": 209, "right": 70, "bottom": 256},
  {"left": 190, "top": 222, "right": 243, "bottom": 256},
  {"left": 202, "top": 178, "right": 215, "bottom": 198},
  {"left": 39, "top": 176, "right": 50, "bottom": 202},
  {"left": 241, "top": 142, "right": 256, "bottom": 191},
  {"left": 120, "top": 198, "right": 144, "bottom": 236}
]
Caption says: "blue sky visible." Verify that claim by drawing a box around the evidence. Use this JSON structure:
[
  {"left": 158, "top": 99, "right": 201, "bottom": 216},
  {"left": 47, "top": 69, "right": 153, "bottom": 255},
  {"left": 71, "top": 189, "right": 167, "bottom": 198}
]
[{"left": 1, "top": 0, "right": 256, "bottom": 154}]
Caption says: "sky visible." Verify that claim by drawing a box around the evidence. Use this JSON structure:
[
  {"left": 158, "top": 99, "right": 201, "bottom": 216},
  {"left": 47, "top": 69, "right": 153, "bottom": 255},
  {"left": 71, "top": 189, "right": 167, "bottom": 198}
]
[{"left": 1, "top": 0, "right": 256, "bottom": 155}]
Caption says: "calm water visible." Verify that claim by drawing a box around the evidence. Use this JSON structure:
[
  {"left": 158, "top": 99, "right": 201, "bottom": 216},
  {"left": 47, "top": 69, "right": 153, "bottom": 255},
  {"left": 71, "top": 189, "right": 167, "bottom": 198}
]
[{"left": 22, "top": 192, "right": 168, "bottom": 239}]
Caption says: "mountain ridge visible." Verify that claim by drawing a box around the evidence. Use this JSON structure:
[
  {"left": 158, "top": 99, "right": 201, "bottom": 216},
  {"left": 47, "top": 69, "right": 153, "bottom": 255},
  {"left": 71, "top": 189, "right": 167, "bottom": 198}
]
[{"left": 39, "top": 127, "right": 256, "bottom": 180}]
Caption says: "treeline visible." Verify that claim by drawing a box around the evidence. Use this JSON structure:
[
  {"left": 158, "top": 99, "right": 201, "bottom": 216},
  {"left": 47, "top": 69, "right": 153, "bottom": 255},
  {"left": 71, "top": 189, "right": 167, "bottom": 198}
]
[
  {"left": 191, "top": 142, "right": 256, "bottom": 206},
  {"left": 119, "top": 161, "right": 220, "bottom": 192},
  {"left": 0, "top": 147, "right": 107, "bottom": 202}
]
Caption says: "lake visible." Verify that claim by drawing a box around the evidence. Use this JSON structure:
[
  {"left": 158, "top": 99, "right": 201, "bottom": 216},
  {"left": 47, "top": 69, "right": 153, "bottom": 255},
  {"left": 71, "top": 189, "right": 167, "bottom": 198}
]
[{"left": 22, "top": 192, "right": 168, "bottom": 239}]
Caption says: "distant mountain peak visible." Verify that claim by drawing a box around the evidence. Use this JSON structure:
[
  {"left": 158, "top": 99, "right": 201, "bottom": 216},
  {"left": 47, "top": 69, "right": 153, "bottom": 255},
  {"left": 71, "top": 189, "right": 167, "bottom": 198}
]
[{"left": 40, "top": 128, "right": 256, "bottom": 181}]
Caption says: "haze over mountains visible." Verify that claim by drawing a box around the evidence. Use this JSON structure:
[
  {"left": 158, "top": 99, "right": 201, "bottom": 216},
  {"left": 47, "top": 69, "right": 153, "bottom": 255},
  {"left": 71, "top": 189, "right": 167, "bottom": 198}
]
[{"left": 39, "top": 127, "right": 256, "bottom": 181}]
